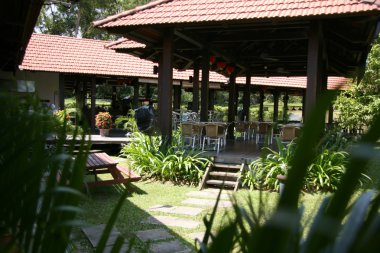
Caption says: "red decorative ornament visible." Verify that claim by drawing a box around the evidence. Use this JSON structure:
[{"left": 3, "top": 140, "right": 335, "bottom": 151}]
[
  {"left": 226, "top": 66, "right": 235, "bottom": 75},
  {"left": 217, "top": 61, "right": 227, "bottom": 70},
  {"left": 209, "top": 56, "right": 216, "bottom": 65}
]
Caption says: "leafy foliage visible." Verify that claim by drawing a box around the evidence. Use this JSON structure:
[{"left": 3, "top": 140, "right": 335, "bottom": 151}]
[
  {"left": 244, "top": 138, "right": 350, "bottom": 193},
  {"left": 335, "top": 36, "right": 380, "bottom": 131},
  {"left": 199, "top": 93, "right": 380, "bottom": 253},
  {"left": 243, "top": 139, "right": 295, "bottom": 191},
  {"left": 120, "top": 131, "right": 210, "bottom": 185},
  {"left": 36, "top": 0, "right": 153, "bottom": 39}
]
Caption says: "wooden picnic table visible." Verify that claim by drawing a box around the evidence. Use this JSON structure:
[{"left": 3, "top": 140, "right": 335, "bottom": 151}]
[{"left": 86, "top": 152, "right": 140, "bottom": 188}]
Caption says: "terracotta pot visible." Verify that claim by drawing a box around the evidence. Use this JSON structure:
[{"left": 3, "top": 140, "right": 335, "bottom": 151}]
[{"left": 99, "top": 129, "right": 110, "bottom": 137}]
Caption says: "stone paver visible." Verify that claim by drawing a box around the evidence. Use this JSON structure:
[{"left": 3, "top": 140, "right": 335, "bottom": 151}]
[
  {"left": 103, "top": 243, "right": 134, "bottom": 253},
  {"left": 81, "top": 224, "right": 120, "bottom": 247},
  {"left": 142, "top": 215, "right": 200, "bottom": 229},
  {"left": 182, "top": 198, "right": 232, "bottom": 208},
  {"left": 150, "top": 240, "right": 191, "bottom": 253},
  {"left": 186, "top": 191, "right": 230, "bottom": 200},
  {"left": 135, "top": 228, "right": 175, "bottom": 242},
  {"left": 149, "top": 205, "right": 203, "bottom": 216}
]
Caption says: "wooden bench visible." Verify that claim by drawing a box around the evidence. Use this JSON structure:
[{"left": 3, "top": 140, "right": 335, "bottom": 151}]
[
  {"left": 116, "top": 164, "right": 141, "bottom": 182},
  {"left": 85, "top": 152, "right": 141, "bottom": 188}
]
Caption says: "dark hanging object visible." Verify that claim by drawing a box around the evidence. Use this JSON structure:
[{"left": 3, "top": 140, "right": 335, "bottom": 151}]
[{"left": 134, "top": 104, "right": 154, "bottom": 133}]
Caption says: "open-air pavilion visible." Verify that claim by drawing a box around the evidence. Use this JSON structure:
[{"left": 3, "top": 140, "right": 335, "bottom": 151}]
[
  {"left": 93, "top": 0, "right": 380, "bottom": 143},
  {"left": 20, "top": 33, "right": 348, "bottom": 135}
]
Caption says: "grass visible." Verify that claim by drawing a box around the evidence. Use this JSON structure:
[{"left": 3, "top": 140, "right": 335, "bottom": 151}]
[
  {"left": 76, "top": 170, "right": 327, "bottom": 252},
  {"left": 65, "top": 98, "right": 111, "bottom": 108}
]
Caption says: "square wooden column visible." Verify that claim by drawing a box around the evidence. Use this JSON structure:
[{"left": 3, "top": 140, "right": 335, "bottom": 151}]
[
  {"left": 208, "top": 89, "right": 215, "bottom": 111},
  {"left": 158, "top": 29, "right": 174, "bottom": 143},
  {"left": 90, "top": 76, "right": 96, "bottom": 132},
  {"left": 173, "top": 82, "right": 182, "bottom": 111},
  {"left": 192, "top": 61, "right": 200, "bottom": 113},
  {"left": 305, "top": 22, "right": 323, "bottom": 118},
  {"left": 283, "top": 92, "right": 289, "bottom": 122},
  {"left": 133, "top": 82, "right": 140, "bottom": 109},
  {"left": 200, "top": 51, "right": 209, "bottom": 121},
  {"left": 227, "top": 73, "right": 236, "bottom": 139},
  {"left": 58, "top": 74, "right": 65, "bottom": 109},
  {"left": 243, "top": 73, "right": 251, "bottom": 121},
  {"left": 272, "top": 90, "right": 280, "bottom": 122},
  {"left": 259, "top": 89, "right": 265, "bottom": 121}
]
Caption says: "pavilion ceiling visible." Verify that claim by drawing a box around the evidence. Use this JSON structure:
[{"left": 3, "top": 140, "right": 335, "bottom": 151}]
[
  {"left": 0, "top": 0, "right": 44, "bottom": 72},
  {"left": 100, "top": 13, "right": 379, "bottom": 78}
]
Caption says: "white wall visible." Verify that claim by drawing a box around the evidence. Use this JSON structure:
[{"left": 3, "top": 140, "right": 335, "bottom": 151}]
[{"left": 0, "top": 71, "right": 59, "bottom": 107}]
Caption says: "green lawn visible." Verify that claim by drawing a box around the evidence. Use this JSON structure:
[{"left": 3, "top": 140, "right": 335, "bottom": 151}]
[{"left": 76, "top": 172, "right": 327, "bottom": 252}]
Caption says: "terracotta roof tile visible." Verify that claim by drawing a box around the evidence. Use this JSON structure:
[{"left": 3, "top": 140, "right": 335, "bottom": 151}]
[
  {"left": 20, "top": 33, "right": 349, "bottom": 90},
  {"left": 94, "top": 0, "right": 380, "bottom": 28}
]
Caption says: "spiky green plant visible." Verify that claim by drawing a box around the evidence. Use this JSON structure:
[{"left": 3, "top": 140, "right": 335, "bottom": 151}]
[{"left": 199, "top": 93, "right": 380, "bottom": 253}]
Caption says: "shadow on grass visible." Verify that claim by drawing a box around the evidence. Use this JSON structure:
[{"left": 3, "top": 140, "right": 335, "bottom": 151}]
[{"left": 79, "top": 179, "right": 198, "bottom": 252}]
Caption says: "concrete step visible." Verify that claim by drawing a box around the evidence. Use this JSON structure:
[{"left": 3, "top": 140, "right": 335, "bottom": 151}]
[
  {"left": 213, "top": 163, "right": 241, "bottom": 170},
  {"left": 209, "top": 171, "right": 239, "bottom": 178},
  {"left": 206, "top": 180, "right": 236, "bottom": 187}
]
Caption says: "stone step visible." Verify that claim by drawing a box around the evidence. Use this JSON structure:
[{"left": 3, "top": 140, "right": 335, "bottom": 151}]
[
  {"left": 150, "top": 240, "right": 191, "bottom": 253},
  {"left": 141, "top": 216, "right": 200, "bottom": 229},
  {"left": 206, "top": 180, "right": 237, "bottom": 187},
  {"left": 135, "top": 228, "right": 174, "bottom": 242},
  {"left": 213, "top": 163, "right": 241, "bottom": 170},
  {"left": 182, "top": 198, "right": 232, "bottom": 208},
  {"left": 148, "top": 205, "right": 203, "bottom": 216},
  {"left": 186, "top": 191, "right": 230, "bottom": 200},
  {"left": 209, "top": 171, "right": 239, "bottom": 178},
  {"left": 81, "top": 224, "right": 121, "bottom": 247}
]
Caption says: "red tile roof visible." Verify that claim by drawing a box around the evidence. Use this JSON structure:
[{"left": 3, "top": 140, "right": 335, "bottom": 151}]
[
  {"left": 104, "top": 38, "right": 145, "bottom": 50},
  {"left": 94, "top": 0, "right": 380, "bottom": 28},
  {"left": 20, "top": 33, "right": 349, "bottom": 90}
]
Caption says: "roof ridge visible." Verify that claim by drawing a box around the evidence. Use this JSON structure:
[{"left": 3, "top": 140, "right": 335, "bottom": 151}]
[
  {"left": 32, "top": 32, "right": 112, "bottom": 43},
  {"left": 104, "top": 38, "right": 128, "bottom": 49},
  {"left": 92, "top": 0, "right": 174, "bottom": 27}
]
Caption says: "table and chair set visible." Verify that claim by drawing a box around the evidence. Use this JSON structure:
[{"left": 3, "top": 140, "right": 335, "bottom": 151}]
[{"left": 179, "top": 120, "right": 302, "bottom": 153}]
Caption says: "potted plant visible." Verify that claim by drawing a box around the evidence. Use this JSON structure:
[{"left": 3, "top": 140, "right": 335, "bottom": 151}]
[{"left": 96, "top": 111, "right": 112, "bottom": 136}]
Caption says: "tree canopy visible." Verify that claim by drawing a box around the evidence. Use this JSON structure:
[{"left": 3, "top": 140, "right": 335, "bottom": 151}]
[
  {"left": 35, "top": 0, "right": 152, "bottom": 39},
  {"left": 335, "top": 36, "right": 380, "bottom": 131}
]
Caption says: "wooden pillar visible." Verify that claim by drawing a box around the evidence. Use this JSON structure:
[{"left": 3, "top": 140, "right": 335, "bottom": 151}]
[
  {"left": 234, "top": 87, "right": 239, "bottom": 119},
  {"left": 243, "top": 73, "right": 251, "bottom": 121},
  {"left": 283, "top": 92, "right": 289, "bottom": 122},
  {"left": 273, "top": 90, "right": 280, "bottom": 122},
  {"left": 111, "top": 85, "right": 117, "bottom": 108},
  {"left": 259, "top": 89, "right": 264, "bottom": 121},
  {"left": 173, "top": 83, "right": 181, "bottom": 111},
  {"left": 158, "top": 28, "right": 174, "bottom": 143},
  {"left": 90, "top": 76, "right": 96, "bottom": 132},
  {"left": 227, "top": 73, "right": 236, "bottom": 139},
  {"left": 328, "top": 104, "right": 334, "bottom": 126},
  {"left": 305, "top": 22, "right": 323, "bottom": 118},
  {"left": 200, "top": 51, "right": 210, "bottom": 121},
  {"left": 145, "top": 83, "right": 151, "bottom": 99},
  {"left": 208, "top": 89, "right": 215, "bottom": 111},
  {"left": 192, "top": 61, "right": 200, "bottom": 112},
  {"left": 302, "top": 91, "right": 306, "bottom": 120},
  {"left": 133, "top": 83, "right": 139, "bottom": 109},
  {"left": 75, "top": 76, "right": 84, "bottom": 112},
  {"left": 58, "top": 74, "right": 65, "bottom": 109}
]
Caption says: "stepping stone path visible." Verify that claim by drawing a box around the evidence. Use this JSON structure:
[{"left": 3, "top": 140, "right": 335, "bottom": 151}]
[
  {"left": 182, "top": 198, "right": 232, "bottom": 208},
  {"left": 134, "top": 190, "right": 234, "bottom": 252},
  {"left": 135, "top": 228, "right": 175, "bottom": 242},
  {"left": 149, "top": 205, "right": 203, "bottom": 216},
  {"left": 81, "top": 224, "right": 131, "bottom": 252},
  {"left": 142, "top": 216, "right": 201, "bottom": 229}
]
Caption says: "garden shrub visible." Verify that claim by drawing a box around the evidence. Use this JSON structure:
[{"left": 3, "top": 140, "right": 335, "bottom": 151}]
[
  {"left": 120, "top": 131, "right": 210, "bottom": 185},
  {"left": 242, "top": 137, "right": 362, "bottom": 192},
  {"left": 114, "top": 115, "right": 129, "bottom": 129}
]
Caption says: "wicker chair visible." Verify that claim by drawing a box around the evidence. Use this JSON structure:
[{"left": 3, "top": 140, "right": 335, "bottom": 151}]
[
  {"left": 202, "top": 124, "right": 225, "bottom": 153},
  {"left": 256, "top": 122, "right": 273, "bottom": 144},
  {"left": 235, "top": 121, "right": 250, "bottom": 141},
  {"left": 280, "top": 125, "right": 300, "bottom": 143}
]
